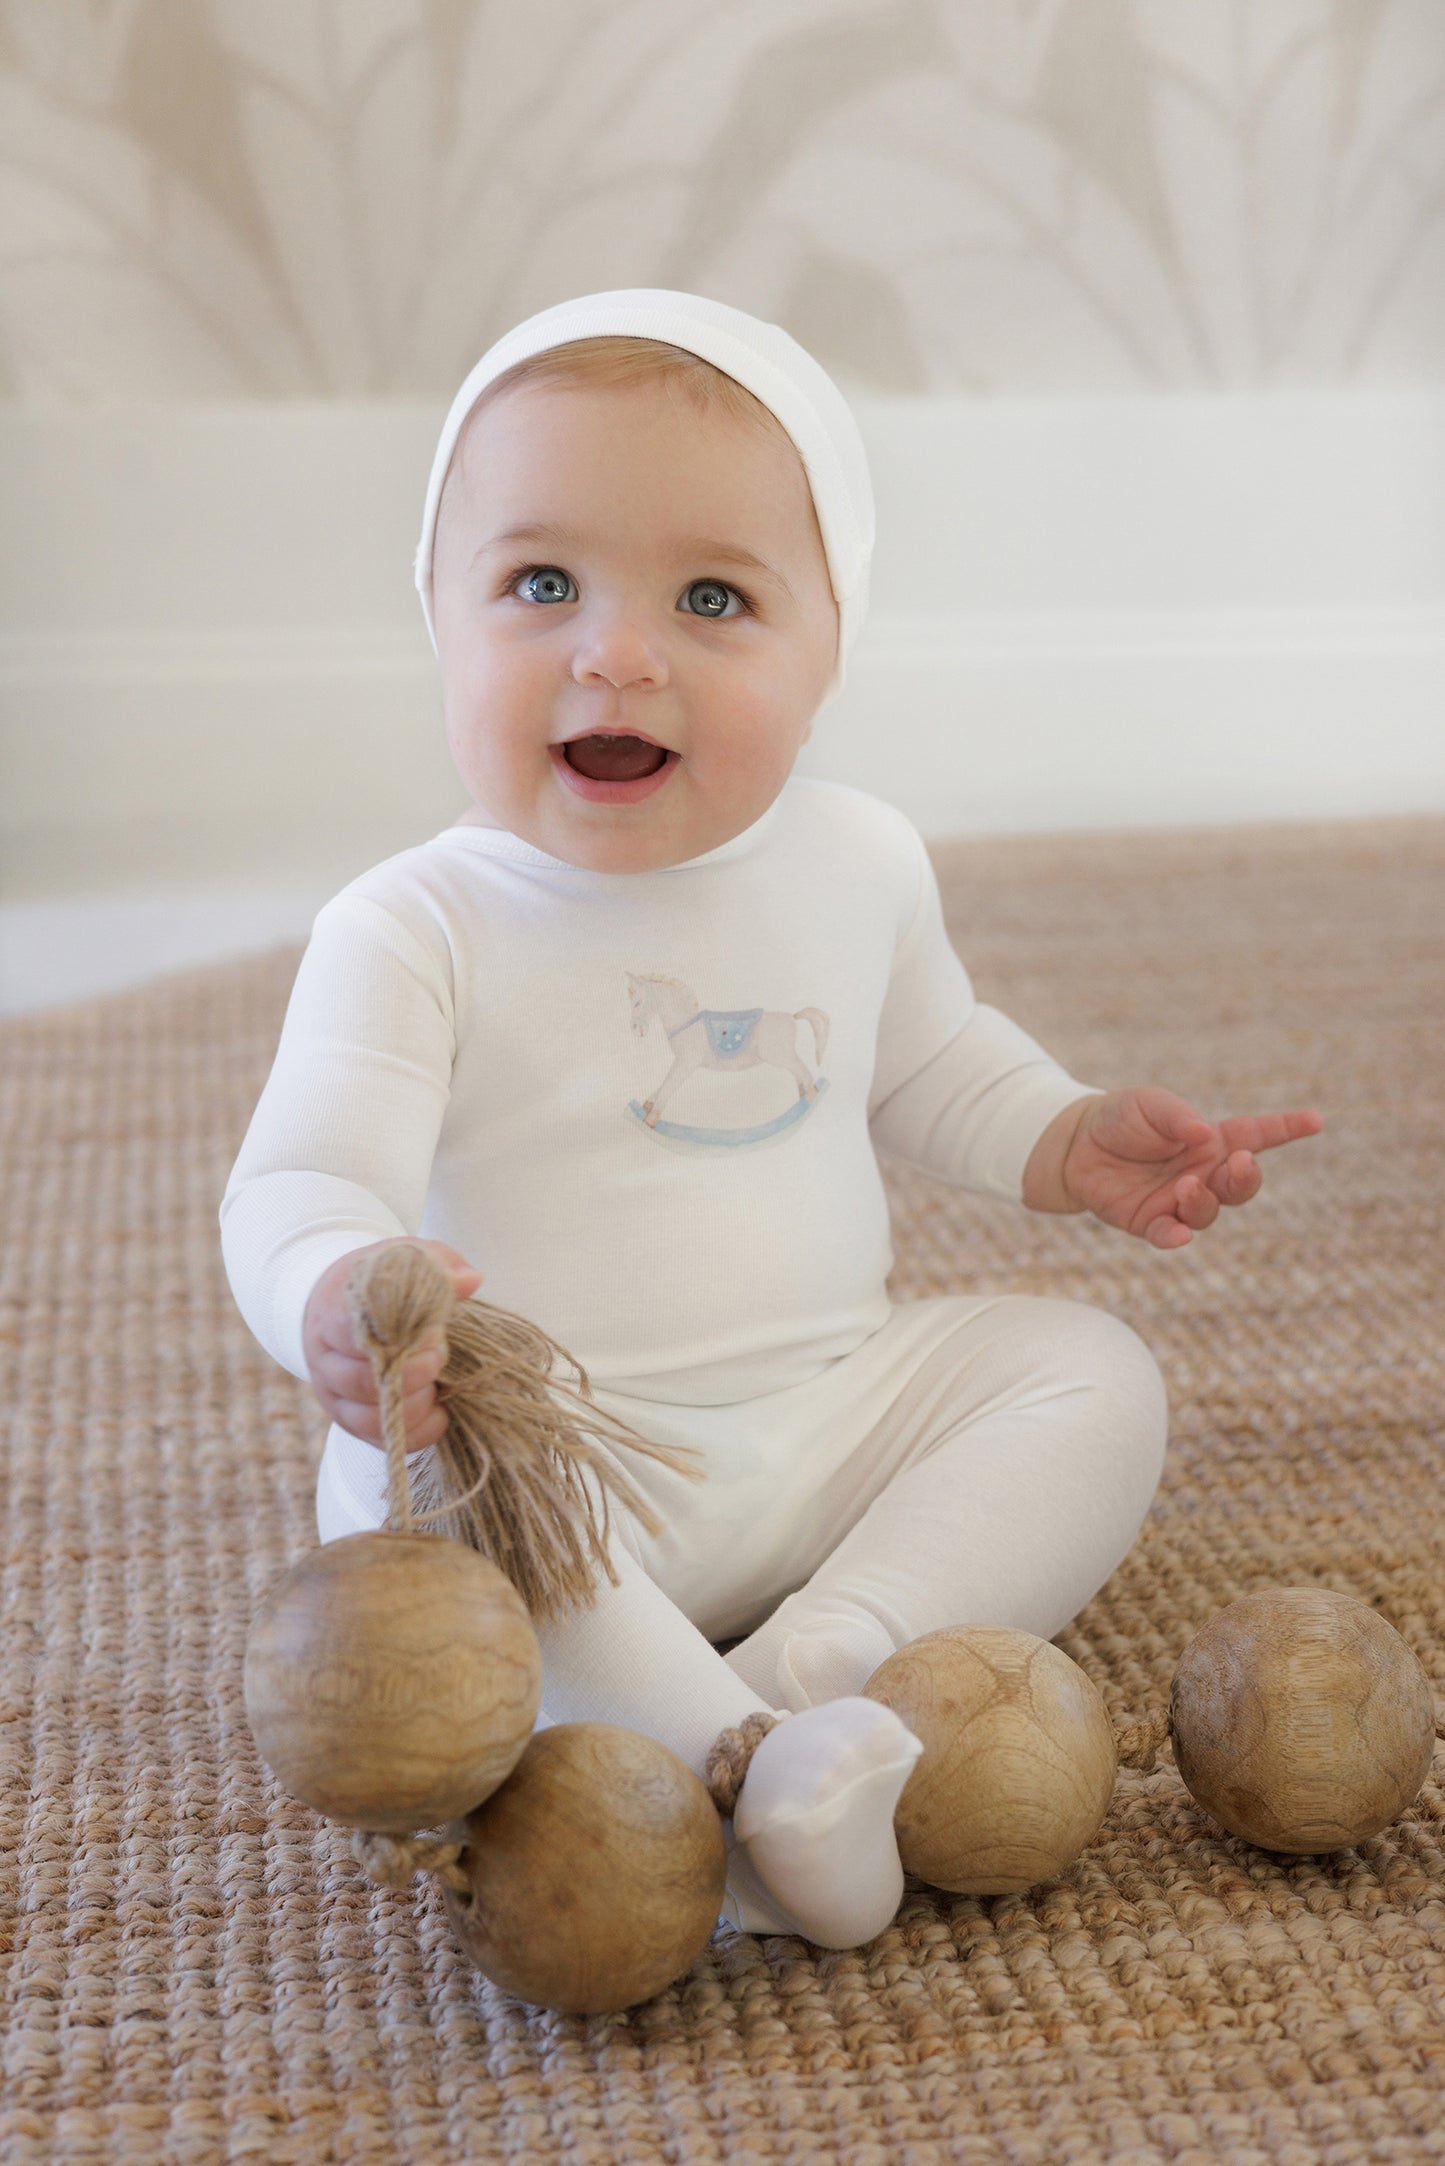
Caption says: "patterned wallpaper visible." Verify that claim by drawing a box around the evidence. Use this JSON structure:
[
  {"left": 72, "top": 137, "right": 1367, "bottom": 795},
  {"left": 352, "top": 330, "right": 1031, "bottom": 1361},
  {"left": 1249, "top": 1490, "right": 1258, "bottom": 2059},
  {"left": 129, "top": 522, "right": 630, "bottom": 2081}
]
[{"left": 0, "top": 0, "right": 1441, "bottom": 399}]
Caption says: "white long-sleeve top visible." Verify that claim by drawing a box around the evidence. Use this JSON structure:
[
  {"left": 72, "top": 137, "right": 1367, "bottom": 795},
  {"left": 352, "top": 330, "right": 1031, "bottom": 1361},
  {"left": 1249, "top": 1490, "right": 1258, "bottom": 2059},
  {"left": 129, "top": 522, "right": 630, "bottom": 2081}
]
[{"left": 219, "top": 777, "right": 1092, "bottom": 1406}]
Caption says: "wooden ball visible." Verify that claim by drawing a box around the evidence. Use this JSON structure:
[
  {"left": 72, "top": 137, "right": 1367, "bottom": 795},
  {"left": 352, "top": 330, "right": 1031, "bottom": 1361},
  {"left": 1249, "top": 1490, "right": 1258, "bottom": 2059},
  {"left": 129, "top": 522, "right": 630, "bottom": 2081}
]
[
  {"left": 441, "top": 1722, "right": 727, "bottom": 2014},
  {"left": 864, "top": 1625, "right": 1118, "bottom": 1894},
  {"left": 1169, "top": 1587, "right": 1437, "bottom": 1852},
  {"left": 245, "top": 1531, "right": 541, "bottom": 1833}
]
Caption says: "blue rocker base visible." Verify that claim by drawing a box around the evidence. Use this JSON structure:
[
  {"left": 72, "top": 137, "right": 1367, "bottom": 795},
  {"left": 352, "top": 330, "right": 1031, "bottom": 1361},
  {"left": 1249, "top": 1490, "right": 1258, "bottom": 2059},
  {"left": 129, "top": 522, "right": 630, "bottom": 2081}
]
[{"left": 627, "top": 1077, "right": 829, "bottom": 1151}]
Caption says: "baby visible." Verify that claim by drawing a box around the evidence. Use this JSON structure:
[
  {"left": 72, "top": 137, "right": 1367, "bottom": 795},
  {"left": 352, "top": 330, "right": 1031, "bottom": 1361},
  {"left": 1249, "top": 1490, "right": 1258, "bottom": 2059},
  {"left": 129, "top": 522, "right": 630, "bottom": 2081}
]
[{"left": 220, "top": 288, "right": 1322, "bottom": 1947}]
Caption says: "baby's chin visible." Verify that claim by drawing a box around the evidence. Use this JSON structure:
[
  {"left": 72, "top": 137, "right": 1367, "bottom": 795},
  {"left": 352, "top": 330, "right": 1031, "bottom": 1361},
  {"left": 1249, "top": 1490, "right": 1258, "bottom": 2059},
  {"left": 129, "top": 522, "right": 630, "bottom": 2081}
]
[
  {"left": 457, "top": 757, "right": 781, "bottom": 871},
  {"left": 537, "top": 800, "right": 752, "bottom": 876},
  {"left": 543, "top": 821, "right": 705, "bottom": 875}
]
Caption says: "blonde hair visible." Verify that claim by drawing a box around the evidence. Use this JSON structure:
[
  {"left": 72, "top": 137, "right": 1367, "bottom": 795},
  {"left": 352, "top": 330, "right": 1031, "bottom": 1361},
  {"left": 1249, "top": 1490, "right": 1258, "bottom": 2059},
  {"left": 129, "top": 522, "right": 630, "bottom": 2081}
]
[
  {"left": 473, "top": 333, "right": 783, "bottom": 433},
  {"left": 435, "top": 334, "right": 796, "bottom": 544}
]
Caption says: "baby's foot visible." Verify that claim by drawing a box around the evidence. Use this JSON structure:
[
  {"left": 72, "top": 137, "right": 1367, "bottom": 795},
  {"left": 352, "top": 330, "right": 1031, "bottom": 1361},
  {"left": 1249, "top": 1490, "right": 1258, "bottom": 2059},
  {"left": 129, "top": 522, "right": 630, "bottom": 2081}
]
[
  {"left": 717, "top": 1835, "right": 807, "bottom": 1935},
  {"left": 728, "top": 1699, "right": 922, "bottom": 1947}
]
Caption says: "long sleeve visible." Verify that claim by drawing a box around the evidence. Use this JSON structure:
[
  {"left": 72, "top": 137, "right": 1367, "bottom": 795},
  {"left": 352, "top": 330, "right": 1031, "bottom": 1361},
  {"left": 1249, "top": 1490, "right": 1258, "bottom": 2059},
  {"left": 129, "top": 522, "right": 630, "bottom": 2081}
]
[
  {"left": 218, "top": 892, "right": 457, "bottom": 1381},
  {"left": 868, "top": 828, "right": 1094, "bottom": 1200}
]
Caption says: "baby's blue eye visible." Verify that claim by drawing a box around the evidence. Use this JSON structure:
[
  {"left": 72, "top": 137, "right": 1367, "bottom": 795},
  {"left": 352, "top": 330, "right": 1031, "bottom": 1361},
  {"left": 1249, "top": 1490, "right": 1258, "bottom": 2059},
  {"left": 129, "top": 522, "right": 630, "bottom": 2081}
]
[
  {"left": 508, "top": 566, "right": 747, "bottom": 616},
  {"left": 514, "top": 566, "right": 576, "bottom": 604},
  {"left": 682, "top": 579, "right": 742, "bottom": 619}
]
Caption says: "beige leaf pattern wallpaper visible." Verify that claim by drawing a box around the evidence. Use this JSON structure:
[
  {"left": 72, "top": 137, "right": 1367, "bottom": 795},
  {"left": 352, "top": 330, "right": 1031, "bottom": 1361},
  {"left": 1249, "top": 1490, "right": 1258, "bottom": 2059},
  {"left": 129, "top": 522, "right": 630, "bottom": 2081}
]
[{"left": 0, "top": 0, "right": 1441, "bottom": 397}]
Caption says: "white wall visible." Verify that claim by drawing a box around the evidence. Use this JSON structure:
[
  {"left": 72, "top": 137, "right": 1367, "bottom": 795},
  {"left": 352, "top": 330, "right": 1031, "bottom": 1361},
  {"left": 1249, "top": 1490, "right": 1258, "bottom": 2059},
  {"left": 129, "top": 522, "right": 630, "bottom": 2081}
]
[{"left": 2, "top": 390, "right": 1443, "bottom": 1008}]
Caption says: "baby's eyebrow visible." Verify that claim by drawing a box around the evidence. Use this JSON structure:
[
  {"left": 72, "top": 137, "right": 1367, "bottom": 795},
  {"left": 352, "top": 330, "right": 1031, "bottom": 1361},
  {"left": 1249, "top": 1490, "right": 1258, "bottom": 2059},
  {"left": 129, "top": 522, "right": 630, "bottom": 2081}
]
[
  {"left": 678, "top": 539, "right": 793, "bottom": 599},
  {"left": 475, "top": 520, "right": 792, "bottom": 597},
  {"left": 476, "top": 520, "right": 587, "bottom": 560}
]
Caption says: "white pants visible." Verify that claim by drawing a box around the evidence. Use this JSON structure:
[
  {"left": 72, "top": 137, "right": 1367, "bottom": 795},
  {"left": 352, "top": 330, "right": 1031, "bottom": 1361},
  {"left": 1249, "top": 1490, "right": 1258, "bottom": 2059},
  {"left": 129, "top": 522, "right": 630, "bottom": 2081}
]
[{"left": 316, "top": 1294, "right": 1169, "bottom": 1781}]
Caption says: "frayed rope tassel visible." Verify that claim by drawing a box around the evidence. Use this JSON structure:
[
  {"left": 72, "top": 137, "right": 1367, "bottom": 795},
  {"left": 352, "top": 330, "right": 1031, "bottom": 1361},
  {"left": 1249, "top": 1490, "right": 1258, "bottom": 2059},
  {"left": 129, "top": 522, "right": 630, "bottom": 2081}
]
[{"left": 343, "top": 1241, "right": 706, "bottom": 1625}]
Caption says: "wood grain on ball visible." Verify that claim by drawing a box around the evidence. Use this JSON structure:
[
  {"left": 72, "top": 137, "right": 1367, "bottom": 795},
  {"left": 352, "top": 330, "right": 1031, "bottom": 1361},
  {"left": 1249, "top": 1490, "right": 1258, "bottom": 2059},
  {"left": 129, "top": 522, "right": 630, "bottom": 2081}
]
[
  {"left": 865, "top": 1625, "right": 1118, "bottom": 1894},
  {"left": 1169, "top": 1587, "right": 1437, "bottom": 1851},
  {"left": 244, "top": 1531, "right": 542, "bottom": 1833},
  {"left": 443, "top": 1723, "right": 728, "bottom": 2014}
]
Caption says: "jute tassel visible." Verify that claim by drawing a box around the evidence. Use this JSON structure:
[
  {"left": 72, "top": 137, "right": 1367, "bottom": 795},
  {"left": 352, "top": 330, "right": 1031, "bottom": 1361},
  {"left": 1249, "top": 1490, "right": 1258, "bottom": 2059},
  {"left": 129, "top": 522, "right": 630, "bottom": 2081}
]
[{"left": 344, "top": 1242, "right": 705, "bottom": 1622}]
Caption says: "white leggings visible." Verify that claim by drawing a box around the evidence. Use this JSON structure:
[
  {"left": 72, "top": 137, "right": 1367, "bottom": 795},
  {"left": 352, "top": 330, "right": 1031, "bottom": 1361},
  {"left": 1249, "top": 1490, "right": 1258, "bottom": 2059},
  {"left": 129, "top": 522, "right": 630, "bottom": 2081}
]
[{"left": 316, "top": 1294, "right": 1169, "bottom": 1781}]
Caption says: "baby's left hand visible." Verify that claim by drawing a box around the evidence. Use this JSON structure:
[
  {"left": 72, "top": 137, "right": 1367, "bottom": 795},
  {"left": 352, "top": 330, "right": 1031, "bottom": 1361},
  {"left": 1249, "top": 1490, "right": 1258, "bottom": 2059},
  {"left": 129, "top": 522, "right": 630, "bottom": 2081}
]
[{"left": 1057, "top": 1088, "right": 1324, "bottom": 1249}]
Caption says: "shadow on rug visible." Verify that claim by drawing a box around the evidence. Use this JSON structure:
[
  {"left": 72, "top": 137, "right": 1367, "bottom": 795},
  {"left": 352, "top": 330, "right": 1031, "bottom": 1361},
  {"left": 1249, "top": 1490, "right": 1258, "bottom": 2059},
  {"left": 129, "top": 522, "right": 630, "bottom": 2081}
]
[{"left": 0, "top": 815, "right": 1441, "bottom": 2165}]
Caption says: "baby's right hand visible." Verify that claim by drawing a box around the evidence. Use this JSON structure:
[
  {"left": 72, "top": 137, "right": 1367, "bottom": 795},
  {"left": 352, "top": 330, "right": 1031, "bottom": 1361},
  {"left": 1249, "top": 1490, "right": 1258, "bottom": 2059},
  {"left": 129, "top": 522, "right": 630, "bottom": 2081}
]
[{"left": 302, "top": 1238, "right": 483, "bottom": 1454}]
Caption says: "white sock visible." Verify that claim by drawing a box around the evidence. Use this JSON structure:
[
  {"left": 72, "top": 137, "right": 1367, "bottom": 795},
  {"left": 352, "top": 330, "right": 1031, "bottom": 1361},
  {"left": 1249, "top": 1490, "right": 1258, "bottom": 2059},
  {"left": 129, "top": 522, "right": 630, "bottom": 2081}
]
[
  {"left": 726, "top": 1699, "right": 922, "bottom": 1948},
  {"left": 717, "top": 1835, "right": 807, "bottom": 1935}
]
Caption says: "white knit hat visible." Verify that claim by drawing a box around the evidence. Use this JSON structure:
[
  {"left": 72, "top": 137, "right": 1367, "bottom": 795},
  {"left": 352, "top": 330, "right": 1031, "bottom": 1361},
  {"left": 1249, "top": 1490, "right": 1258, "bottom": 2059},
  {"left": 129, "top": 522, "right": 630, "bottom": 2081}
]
[{"left": 414, "top": 288, "right": 874, "bottom": 708}]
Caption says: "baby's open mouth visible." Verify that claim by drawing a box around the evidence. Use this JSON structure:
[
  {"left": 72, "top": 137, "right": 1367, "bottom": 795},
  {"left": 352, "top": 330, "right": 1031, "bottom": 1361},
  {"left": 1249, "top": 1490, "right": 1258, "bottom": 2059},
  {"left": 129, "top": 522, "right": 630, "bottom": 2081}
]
[{"left": 561, "top": 734, "right": 670, "bottom": 782}]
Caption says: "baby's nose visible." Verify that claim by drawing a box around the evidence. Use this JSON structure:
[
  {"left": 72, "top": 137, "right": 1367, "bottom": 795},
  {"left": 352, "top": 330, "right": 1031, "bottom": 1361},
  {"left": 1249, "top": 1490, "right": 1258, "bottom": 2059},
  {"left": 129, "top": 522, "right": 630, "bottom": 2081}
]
[{"left": 572, "top": 615, "right": 668, "bottom": 692}]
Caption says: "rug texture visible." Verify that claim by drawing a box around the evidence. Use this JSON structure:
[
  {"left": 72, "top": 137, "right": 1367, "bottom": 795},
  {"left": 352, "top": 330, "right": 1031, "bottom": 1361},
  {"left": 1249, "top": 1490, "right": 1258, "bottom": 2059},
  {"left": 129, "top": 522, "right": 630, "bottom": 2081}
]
[{"left": 1, "top": 815, "right": 1442, "bottom": 2165}]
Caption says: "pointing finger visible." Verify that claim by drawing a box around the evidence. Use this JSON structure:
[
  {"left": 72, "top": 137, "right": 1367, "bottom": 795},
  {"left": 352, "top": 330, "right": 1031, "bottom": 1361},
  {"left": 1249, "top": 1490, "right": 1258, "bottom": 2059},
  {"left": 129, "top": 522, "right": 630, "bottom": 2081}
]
[{"left": 1217, "top": 1108, "right": 1323, "bottom": 1155}]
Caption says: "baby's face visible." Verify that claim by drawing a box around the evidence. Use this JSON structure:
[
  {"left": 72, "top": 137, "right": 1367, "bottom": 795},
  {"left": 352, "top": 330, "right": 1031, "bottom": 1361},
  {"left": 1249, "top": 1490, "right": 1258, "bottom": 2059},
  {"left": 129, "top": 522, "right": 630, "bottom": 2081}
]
[{"left": 430, "top": 377, "right": 839, "bottom": 872}]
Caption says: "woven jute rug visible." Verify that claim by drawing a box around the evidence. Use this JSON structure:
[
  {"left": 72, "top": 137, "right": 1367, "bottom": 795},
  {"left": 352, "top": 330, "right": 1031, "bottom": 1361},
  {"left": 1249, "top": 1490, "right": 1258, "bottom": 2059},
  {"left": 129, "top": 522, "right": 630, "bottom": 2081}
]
[{"left": 1, "top": 814, "right": 1442, "bottom": 2165}]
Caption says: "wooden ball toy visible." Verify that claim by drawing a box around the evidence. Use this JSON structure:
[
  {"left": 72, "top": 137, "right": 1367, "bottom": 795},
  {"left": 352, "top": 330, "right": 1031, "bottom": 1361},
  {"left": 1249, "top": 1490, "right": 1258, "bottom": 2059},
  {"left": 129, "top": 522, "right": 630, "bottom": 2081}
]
[
  {"left": 441, "top": 1722, "right": 727, "bottom": 2015},
  {"left": 244, "top": 1530, "right": 543, "bottom": 1833},
  {"left": 1169, "top": 1587, "right": 1438, "bottom": 1852},
  {"left": 864, "top": 1624, "right": 1118, "bottom": 1894}
]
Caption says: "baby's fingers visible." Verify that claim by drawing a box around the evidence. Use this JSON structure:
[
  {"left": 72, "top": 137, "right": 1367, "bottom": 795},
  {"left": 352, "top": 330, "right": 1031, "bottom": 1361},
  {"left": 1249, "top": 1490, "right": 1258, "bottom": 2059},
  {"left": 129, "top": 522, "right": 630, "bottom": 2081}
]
[
  {"left": 1174, "top": 1174, "right": 1220, "bottom": 1231},
  {"left": 1217, "top": 1108, "right": 1323, "bottom": 1155},
  {"left": 330, "top": 1375, "right": 450, "bottom": 1454},
  {"left": 1206, "top": 1149, "right": 1262, "bottom": 1207},
  {"left": 1142, "top": 1212, "right": 1194, "bottom": 1250},
  {"left": 311, "top": 1335, "right": 446, "bottom": 1407},
  {"left": 1141, "top": 1174, "right": 1218, "bottom": 1245}
]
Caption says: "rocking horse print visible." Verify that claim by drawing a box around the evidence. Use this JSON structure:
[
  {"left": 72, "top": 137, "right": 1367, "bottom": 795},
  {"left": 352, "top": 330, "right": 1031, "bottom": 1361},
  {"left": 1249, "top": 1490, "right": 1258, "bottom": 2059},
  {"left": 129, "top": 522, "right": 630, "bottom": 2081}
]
[{"left": 624, "top": 973, "right": 831, "bottom": 1150}]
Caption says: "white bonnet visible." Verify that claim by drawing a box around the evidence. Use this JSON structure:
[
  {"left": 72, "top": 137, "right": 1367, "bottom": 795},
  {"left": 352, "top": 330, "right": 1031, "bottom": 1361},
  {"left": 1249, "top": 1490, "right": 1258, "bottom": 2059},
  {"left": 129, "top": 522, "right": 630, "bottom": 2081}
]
[{"left": 413, "top": 287, "right": 874, "bottom": 708}]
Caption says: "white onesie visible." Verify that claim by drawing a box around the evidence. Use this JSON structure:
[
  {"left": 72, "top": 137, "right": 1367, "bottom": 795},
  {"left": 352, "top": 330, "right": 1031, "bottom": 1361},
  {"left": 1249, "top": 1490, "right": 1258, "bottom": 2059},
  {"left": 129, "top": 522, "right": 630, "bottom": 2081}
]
[{"left": 219, "top": 774, "right": 1090, "bottom": 1402}]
